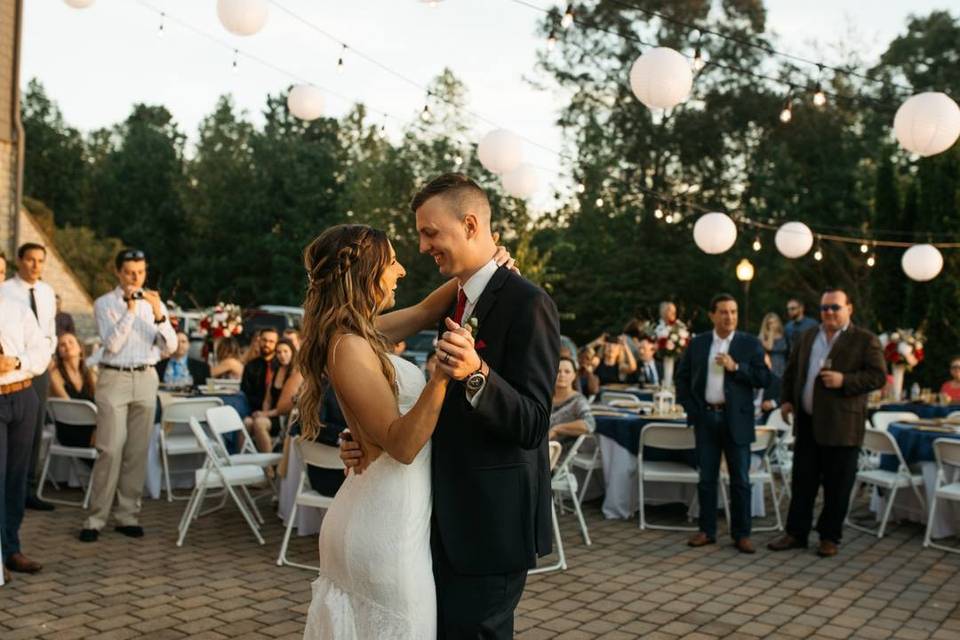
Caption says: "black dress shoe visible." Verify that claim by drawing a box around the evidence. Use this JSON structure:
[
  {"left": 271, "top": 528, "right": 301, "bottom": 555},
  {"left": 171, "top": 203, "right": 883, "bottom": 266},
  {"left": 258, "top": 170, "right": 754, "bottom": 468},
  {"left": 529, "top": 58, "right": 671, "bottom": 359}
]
[
  {"left": 78, "top": 528, "right": 99, "bottom": 542},
  {"left": 25, "top": 496, "right": 55, "bottom": 511},
  {"left": 114, "top": 525, "right": 144, "bottom": 538}
]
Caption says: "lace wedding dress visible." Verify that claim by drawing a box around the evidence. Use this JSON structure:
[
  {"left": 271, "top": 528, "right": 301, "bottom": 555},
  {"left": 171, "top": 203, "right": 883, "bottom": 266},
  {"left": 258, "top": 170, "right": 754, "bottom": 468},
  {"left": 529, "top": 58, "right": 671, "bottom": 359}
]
[{"left": 303, "top": 354, "right": 435, "bottom": 640}]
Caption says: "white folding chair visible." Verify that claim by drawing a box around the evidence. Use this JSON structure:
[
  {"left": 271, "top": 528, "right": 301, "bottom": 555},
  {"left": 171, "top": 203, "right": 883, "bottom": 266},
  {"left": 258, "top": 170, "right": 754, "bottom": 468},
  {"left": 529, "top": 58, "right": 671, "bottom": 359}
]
[
  {"left": 159, "top": 397, "right": 224, "bottom": 501},
  {"left": 570, "top": 433, "right": 602, "bottom": 503},
  {"left": 765, "top": 410, "right": 794, "bottom": 501},
  {"left": 638, "top": 423, "right": 721, "bottom": 531},
  {"left": 276, "top": 438, "right": 344, "bottom": 570},
  {"left": 923, "top": 438, "right": 960, "bottom": 553},
  {"left": 947, "top": 411, "right": 960, "bottom": 421},
  {"left": 206, "top": 406, "right": 283, "bottom": 469},
  {"left": 724, "top": 427, "right": 783, "bottom": 532},
  {"left": 552, "top": 435, "right": 592, "bottom": 546},
  {"left": 530, "top": 442, "right": 566, "bottom": 575},
  {"left": 846, "top": 429, "right": 925, "bottom": 538},
  {"left": 38, "top": 399, "right": 99, "bottom": 508},
  {"left": 600, "top": 391, "right": 643, "bottom": 410},
  {"left": 177, "top": 418, "right": 267, "bottom": 546},
  {"left": 871, "top": 411, "right": 919, "bottom": 432}
]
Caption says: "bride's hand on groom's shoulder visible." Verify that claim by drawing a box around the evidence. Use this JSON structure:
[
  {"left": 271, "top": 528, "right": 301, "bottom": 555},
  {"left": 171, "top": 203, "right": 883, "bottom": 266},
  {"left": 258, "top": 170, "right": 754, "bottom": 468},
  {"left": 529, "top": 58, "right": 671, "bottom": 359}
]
[
  {"left": 492, "top": 232, "right": 521, "bottom": 275},
  {"left": 339, "top": 430, "right": 366, "bottom": 475}
]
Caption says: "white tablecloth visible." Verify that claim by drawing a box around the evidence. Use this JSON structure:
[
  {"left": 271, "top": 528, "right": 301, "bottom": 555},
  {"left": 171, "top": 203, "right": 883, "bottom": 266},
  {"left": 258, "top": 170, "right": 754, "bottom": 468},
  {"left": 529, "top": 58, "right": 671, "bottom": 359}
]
[
  {"left": 277, "top": 441, "right": 328, "bottom": 536},
  {"left": 869, "top": 461, "right": 960, "bottom": 539},
  {"left": 598, "top": 433, "right": 767, "bottom": 521}
]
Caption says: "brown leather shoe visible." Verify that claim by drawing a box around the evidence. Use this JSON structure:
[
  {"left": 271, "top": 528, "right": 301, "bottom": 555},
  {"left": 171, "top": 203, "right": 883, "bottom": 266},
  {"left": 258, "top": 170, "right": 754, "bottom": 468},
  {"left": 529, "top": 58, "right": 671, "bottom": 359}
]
[
  {"left": 2, "top": 566, "right": 10, "bottom": 583},
  {"left": 817, "top": 540, "right": 839, "bottom": 557},
  {"left": 734, "top": 537, "right": 756, "bottom": 554},
  {"left": 767, "top": 534, "right": 808, "bottom": 551},
  {"left": 687, "top": 532, "right": 716, "bottom": 547},
  {"left": 6, "top": 553, "right": 42, "bottom": 574}
]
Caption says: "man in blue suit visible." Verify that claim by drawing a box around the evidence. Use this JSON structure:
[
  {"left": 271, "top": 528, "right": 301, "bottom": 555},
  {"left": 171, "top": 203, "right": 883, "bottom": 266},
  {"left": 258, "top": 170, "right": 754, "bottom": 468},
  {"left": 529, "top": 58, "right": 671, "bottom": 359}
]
[{"left": 676, "top": 294, "right": 771, "bottom": 553}]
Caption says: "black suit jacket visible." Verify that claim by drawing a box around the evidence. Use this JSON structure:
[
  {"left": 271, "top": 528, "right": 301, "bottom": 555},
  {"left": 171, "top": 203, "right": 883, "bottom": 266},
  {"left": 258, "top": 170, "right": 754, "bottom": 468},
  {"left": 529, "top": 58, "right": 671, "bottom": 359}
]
[
  {"left": 676, "top": 331, "right": 771, "bottom": 445},
  {"left": 632, "top": 359, "right": 663, "bottom": 386},
  {"left": 240, "top": 357, "right": 279, "bottom": 412},
  {"left": 780, "top": 324, "right": 886, "bottom": 446},
  {"left": 156, "top": 357, "right": 210, "bottom": 387},
  {"left": 432, "top": 266, "right": 560, "bottom": 575}
]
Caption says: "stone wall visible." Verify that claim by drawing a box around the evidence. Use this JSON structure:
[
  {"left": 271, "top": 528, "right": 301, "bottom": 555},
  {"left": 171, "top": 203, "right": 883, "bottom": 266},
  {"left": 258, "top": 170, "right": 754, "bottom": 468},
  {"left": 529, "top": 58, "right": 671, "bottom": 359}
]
[{"left": 0, "top": 0, "right": 19, "bottom": 259}]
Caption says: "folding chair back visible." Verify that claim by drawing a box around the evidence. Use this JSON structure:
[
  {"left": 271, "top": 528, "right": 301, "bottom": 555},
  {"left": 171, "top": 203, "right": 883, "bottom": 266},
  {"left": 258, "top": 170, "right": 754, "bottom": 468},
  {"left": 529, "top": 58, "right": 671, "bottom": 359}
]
[
  {"left": 640, "top": 423, "right": 694, "bottom": 451},
  {"left": 752, "top": 427, "right": 777, "bottom": 453},
  {"left": 298, "top": 438, "right": 346, "bottom": 470},
  {"left": 187, "top": 417, "right": 218, "bottom": 462},
  {"left": 601, "top": 391, "right": 642, "bottom": 408},
  {"left": 548, "top": 442, "right": 562, "bottom": 470},
  {"left": 39, "top": 399, "right": 99, "bottom": 508},
  {"left": 863, "top": 428, "right": 900, "bottom": 457},
  {"left": 162, "top": 397, "right": 224, "bottom": 426},
  {"left": 946, "top": 411, "right": 960, "bottom": 422},
  {"left": 208, "top": 378, "right": 241, "bottom": 391},
  {"left": 205, "top": 405, "right": 251, "bottom": 453},
  {"left": 871, "top": 411, "right": 918, "bottom": 432},
  {"left": 764, "top": 410, "right": 792, "bottom": 433},
  {"left": 934, "top": 438, "right": 960, "bottom": 468},
  {"left": 47, "top": 398, "right": 97, "bottom": 426}
]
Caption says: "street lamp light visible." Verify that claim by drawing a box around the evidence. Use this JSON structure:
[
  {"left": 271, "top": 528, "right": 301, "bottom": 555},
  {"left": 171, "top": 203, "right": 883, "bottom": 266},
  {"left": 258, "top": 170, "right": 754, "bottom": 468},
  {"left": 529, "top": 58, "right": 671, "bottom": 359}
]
[{"left": 736, "top": 258, "right": 755, "bottom": 332}]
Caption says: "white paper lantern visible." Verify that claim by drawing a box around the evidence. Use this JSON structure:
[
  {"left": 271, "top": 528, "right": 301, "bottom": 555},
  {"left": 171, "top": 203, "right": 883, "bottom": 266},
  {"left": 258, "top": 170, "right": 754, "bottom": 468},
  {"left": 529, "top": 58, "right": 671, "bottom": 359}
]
[
  {"left": 692, "top": 212, "right": 737, "bottom": 254},
  {"left": 774, "top": 222, "right": 814, "bottom": 259},
  {"left": 64, "top": 0, "right": 95, "bottom": 7},
  {"left": 287, "top": 85, "right": 325, "bottom": 121},
  {"left": 894, "top": 92, "right": 960, "bottom": 157},
  {"left": 477, "top": 129, "right": 522, "bottom": 175},
  {"left": 628, "top": 47, "right": 694, "bottom": 110},
  {"left": 217, "top": 0, "right": 268, "bottom": 37},
  {"left": 901, "top": 244, "right": 943, "bottom": 282},
  {"left": 501, "top": 164, "right": 539, "bottom": 199}
]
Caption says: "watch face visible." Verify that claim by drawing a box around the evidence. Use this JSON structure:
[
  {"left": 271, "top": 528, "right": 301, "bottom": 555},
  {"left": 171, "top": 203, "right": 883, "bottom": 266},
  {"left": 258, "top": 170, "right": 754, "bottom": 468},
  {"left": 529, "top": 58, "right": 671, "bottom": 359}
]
[{"left": 467, "top": 374, "right": 485, "bottom": 391}]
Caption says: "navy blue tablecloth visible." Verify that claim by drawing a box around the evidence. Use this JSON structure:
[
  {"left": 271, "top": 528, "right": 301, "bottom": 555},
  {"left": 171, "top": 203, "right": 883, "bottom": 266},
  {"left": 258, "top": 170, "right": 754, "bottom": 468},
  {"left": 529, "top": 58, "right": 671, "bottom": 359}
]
[
  {"left": 594, "top": 413, "right": 695, "bottom": 466},
  {"left": 880, "top": 421, "right": 960, "bottom": 471},
  {"left": 875, "top": 403, "right": 959, "bottom": 420}
]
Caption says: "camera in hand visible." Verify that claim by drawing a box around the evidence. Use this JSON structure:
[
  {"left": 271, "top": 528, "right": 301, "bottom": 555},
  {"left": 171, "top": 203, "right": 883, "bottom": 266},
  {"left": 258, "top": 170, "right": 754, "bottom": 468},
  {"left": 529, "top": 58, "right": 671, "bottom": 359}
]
[{"left": 130, "top": 290, "right": 145, "bottom": 300}]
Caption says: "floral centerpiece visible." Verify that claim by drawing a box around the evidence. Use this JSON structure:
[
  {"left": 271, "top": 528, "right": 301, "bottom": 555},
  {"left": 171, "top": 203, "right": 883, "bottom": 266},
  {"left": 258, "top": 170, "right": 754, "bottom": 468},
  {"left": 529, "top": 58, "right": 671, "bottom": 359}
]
[
  {"left": 878, "top": 328, "right": 925, "bottom": 400},
  {"left": 199, "top": 303, "right": 244, "bottom": 339},
  {"left": 651, "top": 319, "right": 691, "bottom": 388}
]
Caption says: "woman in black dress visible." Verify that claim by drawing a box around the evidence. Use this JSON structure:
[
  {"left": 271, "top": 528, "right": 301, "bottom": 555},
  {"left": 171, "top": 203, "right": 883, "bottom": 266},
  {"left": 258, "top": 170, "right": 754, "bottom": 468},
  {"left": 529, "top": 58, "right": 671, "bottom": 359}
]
[{"left": 49, "top": 332, "right": 97, "bottom": 447}]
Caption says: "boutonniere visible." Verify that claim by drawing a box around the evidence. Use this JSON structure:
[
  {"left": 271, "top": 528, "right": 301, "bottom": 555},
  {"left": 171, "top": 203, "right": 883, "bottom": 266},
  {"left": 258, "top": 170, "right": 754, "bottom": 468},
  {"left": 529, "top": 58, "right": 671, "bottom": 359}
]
[{"left": 466, "top": 316, "right": 486, "bottom": 350}]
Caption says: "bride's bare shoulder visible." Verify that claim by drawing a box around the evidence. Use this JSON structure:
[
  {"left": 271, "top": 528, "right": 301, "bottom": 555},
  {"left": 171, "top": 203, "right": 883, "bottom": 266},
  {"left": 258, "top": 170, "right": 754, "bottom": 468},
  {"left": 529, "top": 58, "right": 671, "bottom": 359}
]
[{"left": 328, "top": 333, "right": 377, "bottom": 368}]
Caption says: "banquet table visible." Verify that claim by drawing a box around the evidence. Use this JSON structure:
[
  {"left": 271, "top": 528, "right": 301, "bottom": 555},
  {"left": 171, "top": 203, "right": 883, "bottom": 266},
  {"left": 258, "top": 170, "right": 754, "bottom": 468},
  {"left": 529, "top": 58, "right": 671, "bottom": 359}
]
[
  {"left": 873, "top": 403, "right": 960, "bottom": 420},
  {"left": 873, "top": 421, "right": 960, "bottom": 539},
  {"left": 598, "top": 386, "right": 655, "bottom": 403},
  {"left": 594, "top": 411, "right": 767, "bottom": 520}
]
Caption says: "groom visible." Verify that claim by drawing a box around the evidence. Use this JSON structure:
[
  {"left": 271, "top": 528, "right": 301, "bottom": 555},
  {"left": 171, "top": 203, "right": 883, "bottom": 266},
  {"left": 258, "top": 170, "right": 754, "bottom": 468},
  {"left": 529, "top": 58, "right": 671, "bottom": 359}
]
[{"left": 344, "top": 173, "right": 560, "bottom": 638}]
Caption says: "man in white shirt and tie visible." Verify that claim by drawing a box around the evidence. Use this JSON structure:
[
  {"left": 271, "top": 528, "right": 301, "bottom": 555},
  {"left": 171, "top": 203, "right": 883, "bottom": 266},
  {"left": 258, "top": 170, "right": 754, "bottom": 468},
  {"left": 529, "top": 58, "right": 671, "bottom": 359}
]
[
  {"left": 635, "top": 336, "right": 660, "bottom": 386},
  {"left": 79, "top": 249, "right": 176, "bottom": 543},
  {"left": 0, "top": 243, "right": 58, "bottom": 511},
  {"left": 0, "top": 286, "right": 49, "bottom": 578}
]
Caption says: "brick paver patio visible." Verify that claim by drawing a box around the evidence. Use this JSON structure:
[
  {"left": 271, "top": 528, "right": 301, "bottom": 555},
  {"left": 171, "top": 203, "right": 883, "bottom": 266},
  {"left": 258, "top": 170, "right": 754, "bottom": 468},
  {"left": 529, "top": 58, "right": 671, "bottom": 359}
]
[{"left": 3, "top": 487, "right": 959, "bottom": 639}]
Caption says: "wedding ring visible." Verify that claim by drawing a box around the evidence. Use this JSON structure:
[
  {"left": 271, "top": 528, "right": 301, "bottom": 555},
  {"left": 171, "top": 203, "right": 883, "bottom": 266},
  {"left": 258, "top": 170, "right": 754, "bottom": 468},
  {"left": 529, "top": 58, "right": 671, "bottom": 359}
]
[{"left": 443, "top": 352, "right": 451, "bottom": 364}]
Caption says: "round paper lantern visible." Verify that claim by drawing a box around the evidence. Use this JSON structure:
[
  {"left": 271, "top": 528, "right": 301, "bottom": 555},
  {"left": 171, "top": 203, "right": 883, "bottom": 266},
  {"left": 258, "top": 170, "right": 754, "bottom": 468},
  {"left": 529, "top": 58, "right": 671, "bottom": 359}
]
[
  {"left": 692, "top": 212, "right": 737, "bottom": 255},
  {"left": 64, "top": 0, "right": 95, "bottom": 7},
  {"left": 217, "top": 0, "right": 268, "bottom": 37},
  {"left": 894, "top": 92, "right": 960, "bottom": 157},
  {"left": 501, "top": 163, "right": 539, "bottom": 199},
  {"left": 628, "top": 47, "right": 694, "bottom": 110},
  {"left": 477, "top": 129, "right": 522, "bottom": 175},
  {"left": 901, "top": 244, "right": 943, "bottom": 282},
  {"left": 774, "top": 222, "right": 814, "bottom": 259},
  {"left": 287, "top": 85, "right": 325, "bottom": 121}
]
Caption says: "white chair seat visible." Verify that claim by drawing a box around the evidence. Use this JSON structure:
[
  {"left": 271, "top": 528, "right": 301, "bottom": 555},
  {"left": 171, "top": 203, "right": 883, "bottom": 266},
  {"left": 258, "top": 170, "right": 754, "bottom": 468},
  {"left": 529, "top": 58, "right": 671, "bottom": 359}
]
[
  {"left": 193, "top": 465, "right": 265, "bottom": 489},
  {"left": 229, "top": 452, "right": 283, "bottom": 467},
  {"left": 857, "top": 469, "right": 924, "bottom": 489},
  {"left": 165, "top": 435, "right": 205, "bottom": 455},
  {"left": 552, "top": 473, "right": 578, "bottom": 493},
  {"left": 296, "top": 488, "right": 335, "bottom": 509},
  {"left": 935, "top": 482, "right": 960, "bottom": 500},
  {"left": 48, "top": 444, "right": 98, "bottom": 460},
  {"left": 642, "top": 461, "right": 700, "bottom": 482}
]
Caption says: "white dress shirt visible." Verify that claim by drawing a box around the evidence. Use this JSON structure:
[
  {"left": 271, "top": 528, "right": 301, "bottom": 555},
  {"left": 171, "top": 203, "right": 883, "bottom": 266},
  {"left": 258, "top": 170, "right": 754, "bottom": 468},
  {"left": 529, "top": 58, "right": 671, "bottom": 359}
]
[
  {"left": 801, "top": 323, "right": 849, "bottom": 415},
  {"left": 705, "top": 331, "right": 734, "bottom": 404},
  {"left": 0, "top": 293, "right": 49, "bottom": 385},
  {"left": 458, "top": 259, "right": 499, "bottom": 406},
  {"left": 0, "top": 275, "right": 57, "bottom": 359},
  {"left": 95, "top": 287, "right": 177, "bottom": 367}
]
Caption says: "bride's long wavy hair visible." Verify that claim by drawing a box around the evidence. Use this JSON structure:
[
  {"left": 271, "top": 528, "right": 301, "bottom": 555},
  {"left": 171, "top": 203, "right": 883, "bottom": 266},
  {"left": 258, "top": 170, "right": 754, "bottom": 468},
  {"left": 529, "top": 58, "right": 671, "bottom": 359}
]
[{"left": 298, "top": 224, "right": 397, "bottom": 440}]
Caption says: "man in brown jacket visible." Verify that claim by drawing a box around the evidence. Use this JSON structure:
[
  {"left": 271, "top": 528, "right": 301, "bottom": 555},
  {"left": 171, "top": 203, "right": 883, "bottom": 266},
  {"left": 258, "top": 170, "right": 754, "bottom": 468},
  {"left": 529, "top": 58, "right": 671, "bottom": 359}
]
[{"left": 768, "top": 288, "right": 886, "bottom": 557}]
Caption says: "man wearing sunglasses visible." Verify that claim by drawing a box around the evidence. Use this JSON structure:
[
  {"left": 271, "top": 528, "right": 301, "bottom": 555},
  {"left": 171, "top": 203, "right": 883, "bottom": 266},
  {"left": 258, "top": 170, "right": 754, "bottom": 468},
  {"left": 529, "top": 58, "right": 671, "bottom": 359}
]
[
  {"left": 80, "top": 249, "right": 177, "bottom": 543},
  {"left": 770, "top": 288, "right": 885, "bottom": 557}
]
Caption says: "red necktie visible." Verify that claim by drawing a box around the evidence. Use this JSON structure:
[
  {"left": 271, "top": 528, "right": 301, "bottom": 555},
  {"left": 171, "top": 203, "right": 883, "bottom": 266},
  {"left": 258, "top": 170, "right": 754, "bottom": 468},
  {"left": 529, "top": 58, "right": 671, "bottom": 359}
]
[
  {"left": 453, "top": 289, "right": 467, "bottom": 325},
  {"left": 264, "top": 361, "right": 274, "bottom": 392}
]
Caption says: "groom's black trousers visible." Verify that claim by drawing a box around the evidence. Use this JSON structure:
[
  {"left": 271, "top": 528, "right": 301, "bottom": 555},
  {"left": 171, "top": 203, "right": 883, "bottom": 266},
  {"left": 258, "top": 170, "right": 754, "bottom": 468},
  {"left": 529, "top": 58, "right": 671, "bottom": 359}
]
[{"left": 432, "top": 530, "right": 527, "bottom": 639}]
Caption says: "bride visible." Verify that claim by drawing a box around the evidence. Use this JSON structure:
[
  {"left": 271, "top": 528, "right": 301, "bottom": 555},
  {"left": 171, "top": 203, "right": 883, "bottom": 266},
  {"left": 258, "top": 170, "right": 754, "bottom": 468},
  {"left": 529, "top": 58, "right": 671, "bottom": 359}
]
[{"left": 298, "top": 224, "right": 468, "bottom": 639}]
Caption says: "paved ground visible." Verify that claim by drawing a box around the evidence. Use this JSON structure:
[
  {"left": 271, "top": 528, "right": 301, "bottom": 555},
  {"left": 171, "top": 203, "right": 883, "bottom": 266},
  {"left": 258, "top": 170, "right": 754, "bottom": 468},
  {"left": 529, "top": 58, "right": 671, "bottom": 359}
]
[{"left": 3, "top": 487, "right": 959, "bottom": 639}]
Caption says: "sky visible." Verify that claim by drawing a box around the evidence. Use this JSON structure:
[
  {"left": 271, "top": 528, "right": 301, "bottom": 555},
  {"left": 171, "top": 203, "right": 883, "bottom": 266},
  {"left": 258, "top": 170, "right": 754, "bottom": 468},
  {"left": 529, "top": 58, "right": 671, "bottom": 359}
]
[{"left": 20, "top": 1, "right": 956, "bottom": 210}]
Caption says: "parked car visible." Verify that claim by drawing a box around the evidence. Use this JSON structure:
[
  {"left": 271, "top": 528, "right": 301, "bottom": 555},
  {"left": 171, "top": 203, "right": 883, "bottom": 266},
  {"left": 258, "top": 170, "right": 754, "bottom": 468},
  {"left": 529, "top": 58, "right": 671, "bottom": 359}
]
[
  {"left": 403, "top": 330, "right": 437, "bottom": 369},
  {"left": 257, "top": 305, "right": 304, "bottom": 329}
]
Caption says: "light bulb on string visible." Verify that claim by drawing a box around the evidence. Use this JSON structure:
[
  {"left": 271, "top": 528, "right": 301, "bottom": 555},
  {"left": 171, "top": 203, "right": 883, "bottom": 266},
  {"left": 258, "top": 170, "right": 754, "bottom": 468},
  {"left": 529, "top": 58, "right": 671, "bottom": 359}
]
[
  {"left": 595, "top": 197, "right": 604, "bottom": 207},
  {"left": 158, "top": 12, "right": 165, "bottom": 38},
  {"left": 546, "top": 29, "right": 557, "bottom": 50},
  {"left": 779, "top": 94, "right": 793, "bottom": 123},
  {"left": 453, "top": 155, "right": 463, "bottom": 167},
  {"left": 692, "top": 45, "right": 705, "bottom": 72},
  {"left": 654, "top": 206, "right": 664, "bottom": 219},
  {"left": 337, "top": 45, "right": 346, "bottom": 73},
  {"left": 867, "top": 253, "right": 876, "bottom": 267},
  {"left": 561, "top": 4, "right": 574, "bottom": 29},
  {"left": 420, "top": 104, "right": 431, "bottom": 122},
  {"left": 812, "top": 64, "right": 827, "bottom": 107},
  {"left": 813, "top": 236, "right": 823, "bottom": 261},
  {"left": 752, "top": 236, "right": 762, "bottom": 252},
  {"left": 232, "top": 49, "right": 239, "bottom": 73},
  {"left": 576, "top": 182, "right": 586, "bottom": 194},
  {"left": 859, "top": 243, "right": 869, "bottom": 254}
]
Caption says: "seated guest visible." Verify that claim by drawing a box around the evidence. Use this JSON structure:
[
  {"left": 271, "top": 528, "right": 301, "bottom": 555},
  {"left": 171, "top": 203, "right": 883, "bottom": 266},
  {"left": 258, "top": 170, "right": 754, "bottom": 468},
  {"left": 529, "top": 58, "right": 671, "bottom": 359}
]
[
  {"left": 49, "top": 332, "right": 98, "bottom": 448},
  {"left": 210, "top": 337, "right": 244, "bottom": 380},
  {"left": 240, "top": 328, "right": 279, "bottom": 417},
  {"left": 576, "top": 347, "right": 600, "bottom": 397},
  {"left": 940, "top": 356, "right": 960, "bottom": 403},
  {"left": 631, "top": 335, "right": 662, "bottom": 386},
  {"left": 55, "top": 294, "right": 76, "bottom": 337},
  {"left": 549, "top": 356, "right": 596, "bottom": 456},
  {"left": 591, "top": 334, "right": 637, "bottom": 384},
  {"left": 293, "top": 384, "right": 348, "bottom": 497},
  {"left": 156, "top": 331, "right": 210, "bottom": 387},
  {"left": 242, "top": 329, "right": 263, "bottom": 365},
  {"left": 245, "top": 336, "right": 294, "bottom": 453},
  {"left": 424, "top": 349, "right": 439, "bottom": 381},
  {"left": 282, "top": 327, "right": 301, "bottom": 351}
]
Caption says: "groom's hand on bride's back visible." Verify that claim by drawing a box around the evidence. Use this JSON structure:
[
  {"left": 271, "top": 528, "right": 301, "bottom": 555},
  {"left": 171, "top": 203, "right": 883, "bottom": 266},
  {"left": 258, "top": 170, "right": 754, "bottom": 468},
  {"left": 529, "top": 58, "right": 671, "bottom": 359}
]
[{"left": 339, "top": 430, "right": 365, "bottom": 474}]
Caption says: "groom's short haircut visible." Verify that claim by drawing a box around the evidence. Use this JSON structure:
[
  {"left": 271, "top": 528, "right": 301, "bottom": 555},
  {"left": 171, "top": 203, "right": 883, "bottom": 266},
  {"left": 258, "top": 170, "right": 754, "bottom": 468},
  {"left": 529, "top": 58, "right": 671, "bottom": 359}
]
[{"left": 411, "top": 173, "right": 491, "bottom": 223}]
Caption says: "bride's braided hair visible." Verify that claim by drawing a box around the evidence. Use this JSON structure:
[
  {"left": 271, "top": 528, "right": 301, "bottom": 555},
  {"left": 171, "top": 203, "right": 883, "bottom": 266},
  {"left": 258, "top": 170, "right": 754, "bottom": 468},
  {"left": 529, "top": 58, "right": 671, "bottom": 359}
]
[{"left": 298, "top": 224, "right": 397, "bottom": 440}]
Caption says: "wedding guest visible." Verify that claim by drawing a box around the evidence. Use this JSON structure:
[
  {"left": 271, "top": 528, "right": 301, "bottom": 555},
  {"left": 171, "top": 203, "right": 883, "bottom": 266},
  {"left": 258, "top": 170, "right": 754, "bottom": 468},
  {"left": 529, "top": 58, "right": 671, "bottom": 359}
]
[
  {"left": 1, "top": 242, "right": 58, "bottom": 511},
  {"left": 576, "top": 347, "right": 600, "bottom": 397},
  {"left": 156, "top": 331, "right": 210, "bottom": 387},
  {"left": 659, "top": 301, "right": 678, "bottom": 326},
  {"left": 55, "top": 294, "right": 76, "bottom": 337},
  {"left": 592, "top": 335, "right": 638, "bottom": 384},
  {"left": 244, "top": 335, "right": 293, "bottom": 453},
  {"left": 50, "top": 332, "right": 98, "bottom": 449},
  {"left": 676, "top": 293, "right": 770, "bottom": 554},
  {"left": 210, "top": 337, "right": 244, "bottom": 380},
  {"left": 393, "top": 340, "right": 407, "bottom": 356},
  {"left": 940, "top": 357, "right": 960, "bottom": 403},
  {"left": 769, "top": 288, "right": 886, "bottom": 557},
  {"left": 79, "top": 248, "right": 177, "bottom": 543},
  {"left": 759, "top": 312, "right": 789, "bottom": 377},
  {"left": 632, "top": 335, "right": 662, "bottom": 387},
  {"left": 289, "top": 383, "right": 346, "bottom": 497},
  {"left": 755, "top": 353, "right": 781, "bottom": 424},
  {"left": 283, "top": 328, "right": 301, "bottom": 351},
  {"left": 0, "top": 283, "right": 48, "bottom": 578},
  {"left": 549, "top": 356, "right": 595, "bottom": 457},
  {"left": 240, "top": 328, "right": 279, "bottom": 416},
  {"left": 424, "top": 349, "right": 439, "bottom": 380},
  {"left": 784, "top": 297, "right": 818, "bottom": 351},
  {"left": 242, "top": 329, "right": 263, "bottom": 365}
]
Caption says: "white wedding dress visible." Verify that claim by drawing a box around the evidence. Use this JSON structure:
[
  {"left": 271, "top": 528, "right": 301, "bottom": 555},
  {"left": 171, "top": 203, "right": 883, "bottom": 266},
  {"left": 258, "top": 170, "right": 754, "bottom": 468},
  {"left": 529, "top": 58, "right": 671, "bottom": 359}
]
[{"left": 304, "top": 354, "right": 435, "bottom": 640}]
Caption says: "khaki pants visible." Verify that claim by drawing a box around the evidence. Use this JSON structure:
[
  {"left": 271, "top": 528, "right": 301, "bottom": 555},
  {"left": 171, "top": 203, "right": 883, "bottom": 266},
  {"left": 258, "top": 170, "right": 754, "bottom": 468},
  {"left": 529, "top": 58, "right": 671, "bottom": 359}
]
[{"left": 84, "top": 368, "right": 159, "bottom": 531}]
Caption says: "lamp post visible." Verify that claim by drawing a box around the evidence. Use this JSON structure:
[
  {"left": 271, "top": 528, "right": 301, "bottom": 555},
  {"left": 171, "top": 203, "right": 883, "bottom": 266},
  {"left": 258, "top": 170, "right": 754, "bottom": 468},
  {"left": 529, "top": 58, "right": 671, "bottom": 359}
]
[{"left": 736, "top": 258, "right": 755, "bottom": 332}]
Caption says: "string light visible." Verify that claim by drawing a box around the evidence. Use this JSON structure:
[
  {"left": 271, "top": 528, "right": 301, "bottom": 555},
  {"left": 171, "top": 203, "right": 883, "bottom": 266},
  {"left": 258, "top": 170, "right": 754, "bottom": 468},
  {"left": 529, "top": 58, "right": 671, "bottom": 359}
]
[
  {"left": 337, "top": 44, "right": 346, "bottom": 73},
  {"left": 752, "top": 235, "right": 762, "bottom": 252},
  {"left": 453, "top": 155, "right": 463, "bottom": 167},
  {"left": 420, "top": 103, "right": 431, "bottom": 122},
  {"left": 546, "top": 29, "right": 557, "bottom": 50},
  {"left": 860, "top": 243, "right": 869, "bottom": 254},
  {"left": 812, "top": 65, "right": 827, "bottom": 107},
  {"left": 158, "top": 12, "right": 165, "bottom": 38},
  {"left": 232, "top": 48, "right": 239, "bottom": 73},
  {"left": 779, "top": 94, "right": 793, "bottom": 123},
  {"left": 595, "top": 197, "right": 604, "bottom": 207},
  {"left": 867, "top": 253, "right": 877, "bottom": 267},
  {"left": 560, "top": 3, "right": 575, "bottom": 29},
  {"left": 654, "top": 206, "right": 664, "bottom": 219},
  {"left": 692, "top": 45, "right": 705, "bottom": 72}
]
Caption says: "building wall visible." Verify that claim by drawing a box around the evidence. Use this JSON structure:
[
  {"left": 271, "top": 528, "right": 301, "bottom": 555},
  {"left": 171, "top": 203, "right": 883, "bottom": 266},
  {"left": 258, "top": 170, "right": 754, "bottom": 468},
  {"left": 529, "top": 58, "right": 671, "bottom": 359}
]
[{"left": 0, "top": 0, "right": 20, "bottom": 259}]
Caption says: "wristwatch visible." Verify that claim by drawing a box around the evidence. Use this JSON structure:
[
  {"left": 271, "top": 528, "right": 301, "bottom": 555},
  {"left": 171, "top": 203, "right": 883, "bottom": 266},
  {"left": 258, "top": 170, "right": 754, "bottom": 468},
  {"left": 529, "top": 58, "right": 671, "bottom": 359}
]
[
  {"left": 465, "top": 360, "right": 488, "bottom": 393},
  {"left": 154, "top": 315, "right": 167, "bottom": 324}
]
